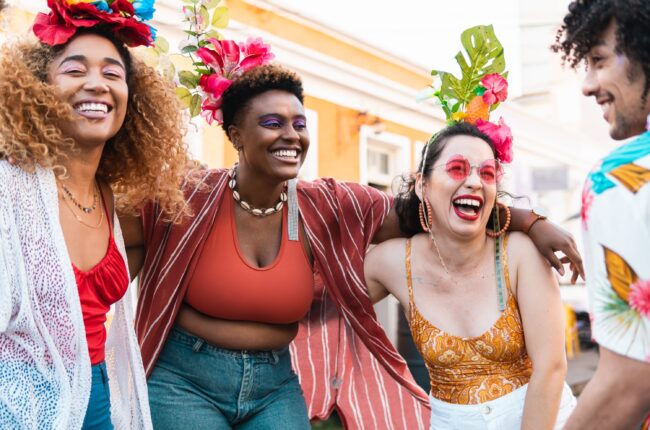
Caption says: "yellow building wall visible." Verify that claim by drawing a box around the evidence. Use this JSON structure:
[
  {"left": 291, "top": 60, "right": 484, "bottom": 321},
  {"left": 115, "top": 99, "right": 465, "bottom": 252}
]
[
  {"left": 212, "top": 94, "right": 433, "bottom": 180},
  {"left": 227, "top": 0, "right": 430, "bottom": 90}
]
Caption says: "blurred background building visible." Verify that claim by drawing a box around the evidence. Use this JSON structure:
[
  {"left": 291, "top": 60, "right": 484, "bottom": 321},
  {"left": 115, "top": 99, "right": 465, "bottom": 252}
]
[{"left": 2, "top": 0, "right": 605, "bottom": 395}]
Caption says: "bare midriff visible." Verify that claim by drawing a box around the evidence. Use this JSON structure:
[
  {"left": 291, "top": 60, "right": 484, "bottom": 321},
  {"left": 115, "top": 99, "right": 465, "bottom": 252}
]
[{"left": 175, "top": 303, "right": 299, "bottom": 350}]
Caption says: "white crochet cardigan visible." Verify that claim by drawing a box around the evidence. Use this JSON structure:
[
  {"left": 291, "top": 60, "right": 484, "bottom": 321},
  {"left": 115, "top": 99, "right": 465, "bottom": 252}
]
[{"left": 0, "top": 161, "right": 152, "bottom": 429}]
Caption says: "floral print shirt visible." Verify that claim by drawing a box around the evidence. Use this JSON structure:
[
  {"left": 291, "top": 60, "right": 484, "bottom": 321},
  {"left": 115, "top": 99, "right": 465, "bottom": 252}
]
[{"left": 581, "top": 131, "right": 650, "bottom": 362}]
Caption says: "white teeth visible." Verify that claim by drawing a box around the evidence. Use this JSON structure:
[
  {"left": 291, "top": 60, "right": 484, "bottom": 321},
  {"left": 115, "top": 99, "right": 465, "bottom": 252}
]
[
  {"left": 454, "top": 198, "right": 481, "bottom": 207},
  {"left": 273, "top": 149, "right": 298, "bottom": 158},
  {"left": 75, "top": 102, "right": 109, "bottom": 113}
]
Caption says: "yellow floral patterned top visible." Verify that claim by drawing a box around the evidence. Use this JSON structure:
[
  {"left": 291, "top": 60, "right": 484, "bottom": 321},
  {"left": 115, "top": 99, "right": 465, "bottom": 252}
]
[{"left": 405, "top": 236, "right": 532, "bottom": 405}]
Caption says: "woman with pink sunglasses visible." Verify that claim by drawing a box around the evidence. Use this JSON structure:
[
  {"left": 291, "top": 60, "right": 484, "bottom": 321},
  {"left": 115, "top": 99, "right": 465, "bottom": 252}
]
[{"left": 364, "top": 122, "right": 577, "bottom": 429}]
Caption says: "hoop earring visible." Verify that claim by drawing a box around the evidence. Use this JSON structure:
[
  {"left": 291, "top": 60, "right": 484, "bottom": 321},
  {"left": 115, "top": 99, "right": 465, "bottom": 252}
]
[
  {"left": 486, "top": 201, "right": 511, "bottom": 238},
  {"left": 419, "top": 199, "right": 433, "bottom": 232}
]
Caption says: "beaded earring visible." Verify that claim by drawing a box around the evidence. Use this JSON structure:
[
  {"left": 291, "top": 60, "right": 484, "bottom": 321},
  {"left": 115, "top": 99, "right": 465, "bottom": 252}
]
[{"left": 418, "top": 200, "right": 433, "bottom": 232}]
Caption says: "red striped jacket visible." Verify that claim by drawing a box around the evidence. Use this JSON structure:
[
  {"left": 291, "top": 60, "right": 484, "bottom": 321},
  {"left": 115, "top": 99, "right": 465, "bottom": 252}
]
[{"left": 135, "top": 169, "right": 431, "bottom": 429}]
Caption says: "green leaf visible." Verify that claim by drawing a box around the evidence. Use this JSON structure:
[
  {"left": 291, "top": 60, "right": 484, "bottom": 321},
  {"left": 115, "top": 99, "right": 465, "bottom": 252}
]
[
  {"left": 178, "top": 70, "right": 200, "bottom": 89},
  {"left": 176, "top": 87, "right": 192, "bottom": 108},
  {"left": 204, "top": 30, "right": 222, "bottom": 40},
  {"left": 204, "top": 0, "right": 221, "bottom": 9},
  {"left": 154, "top": 36, "right": 169, "bottom": 54},
  {"left": 199, "top": 5, "right": 210, "bottom": 29},
  {"left": 433, "top": 25, "right": 507, "bottom": 110},
  {"left": 184, "top": 30, "right": 198, "bottom": 36},
  {"left": 211, "top": 6, "right": 229, "bottom": 28},
  {"left": 181, "top": 45, "right": 198, "bottom": 54},
  {"left": 163, "top": 62, "right": 176, "bottom": 82},
  {"left": 190, "top": 93, "right": 202, "bottom": 117}
]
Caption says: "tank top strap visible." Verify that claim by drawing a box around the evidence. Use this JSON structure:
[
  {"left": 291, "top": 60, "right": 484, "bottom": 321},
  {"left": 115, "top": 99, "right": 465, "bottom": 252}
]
[
  {"left": 404, "top": 239, "right": 415, "bottom": 304},
  {"left": 97, "top": 183, "right": 113, "bottom": 237},
  {"left": 501, "top": 233, "right": 513, "bottom": 296}
]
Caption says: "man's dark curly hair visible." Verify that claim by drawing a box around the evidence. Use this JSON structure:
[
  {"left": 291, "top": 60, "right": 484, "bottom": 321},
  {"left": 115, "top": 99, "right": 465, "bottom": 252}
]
[
  {"left": 220, "top": 64, "right": 304, "bottom": 140},
  {"left": 552, "top": 0, "right": 650, "bottom": 98}
]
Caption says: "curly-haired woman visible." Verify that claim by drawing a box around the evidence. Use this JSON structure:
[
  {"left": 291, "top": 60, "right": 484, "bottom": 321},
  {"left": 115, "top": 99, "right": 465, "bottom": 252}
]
[
  {"left": 553, "top": 0, "right": 650, "bottom": 428},
  {"left": 0, "top": 3, "right": 192, "bottom": 427},
  {"left": 125, "top": 55, "right": 585, "bottom": 428}
]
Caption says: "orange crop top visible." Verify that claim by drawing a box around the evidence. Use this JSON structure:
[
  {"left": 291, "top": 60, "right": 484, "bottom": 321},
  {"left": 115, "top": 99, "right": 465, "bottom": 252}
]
[
  {"left": 185, "top": 189, "right": 314, "bottom": 324},
  {"left": 405, "top": 236, "right": 533, "bottom": 405}
]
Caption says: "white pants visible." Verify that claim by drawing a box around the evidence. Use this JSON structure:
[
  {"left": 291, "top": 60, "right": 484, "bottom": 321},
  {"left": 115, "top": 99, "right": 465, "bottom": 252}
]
[{"left": 428, "top": 382, "right": 576, "bottom": 430}]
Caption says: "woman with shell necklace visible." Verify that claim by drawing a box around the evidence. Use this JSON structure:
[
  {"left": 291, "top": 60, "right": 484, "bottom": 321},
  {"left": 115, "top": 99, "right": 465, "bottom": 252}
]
[{"left": 125, "top": 35, "right": 585, "bottom": 429}]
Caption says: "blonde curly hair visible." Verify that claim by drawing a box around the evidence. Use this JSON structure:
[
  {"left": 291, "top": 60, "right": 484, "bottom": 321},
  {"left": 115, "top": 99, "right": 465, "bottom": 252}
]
[{"left": 0, "top": 30, "right": 193, "bottom": 221}]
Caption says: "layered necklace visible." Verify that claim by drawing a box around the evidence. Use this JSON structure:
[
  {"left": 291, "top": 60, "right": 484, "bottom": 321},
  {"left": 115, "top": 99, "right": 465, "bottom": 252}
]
[
  {"left": 228, "top": 165, "right": 287, "bottom": 217},
  {"left": 426, "top": 214, "right": 507, "bottom": 312},
  {"left": 58, "top": 180, "right": 104, "bottom": 229}
]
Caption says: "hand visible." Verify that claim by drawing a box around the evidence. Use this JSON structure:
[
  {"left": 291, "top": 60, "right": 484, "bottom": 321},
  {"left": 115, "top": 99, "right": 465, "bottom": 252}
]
[{"left": 528, "top": 220, "right": 585, "bottom": 283}]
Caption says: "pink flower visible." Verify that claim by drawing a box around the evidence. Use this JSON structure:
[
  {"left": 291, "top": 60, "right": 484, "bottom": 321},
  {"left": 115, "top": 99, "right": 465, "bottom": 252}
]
[
  {"left": 201, "top": 98, "right": 223, "bottom": 125},
  {"left": 481, "top": 73, "right": 508, "bottom": 105},
  {"left": 629, "top": 280, "right": 650, "bottom": 318},
  {"left": 199, "top": 74, "right": 232, "bottom": 100},
  {"left": 240, "top": 37, "right": 274, "bottom": 71},
  {"left": 476, "top": 117, "right": 513, "bottom": 163},
  {"left": 581, "top": 180, "right": 594, "bottom": 230}
]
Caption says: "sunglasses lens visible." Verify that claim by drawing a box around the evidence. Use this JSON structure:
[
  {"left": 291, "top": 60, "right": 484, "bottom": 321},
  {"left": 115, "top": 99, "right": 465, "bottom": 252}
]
[
  {"left": 478, "top": 160, "right": 502, "bottom": 184},
  {"left": 445, "top": 157, "right": 469, "bottom": 181}
]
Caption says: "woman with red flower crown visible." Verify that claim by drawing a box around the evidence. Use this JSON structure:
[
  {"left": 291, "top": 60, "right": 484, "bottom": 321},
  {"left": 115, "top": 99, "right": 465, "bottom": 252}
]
[
  {"left": 123, "top": 23, "right": 586, "bottom": 430},
  {"left": 365, "top": 27, "right": 577, "bottom": 429},
  {"left": 0, "top": 0, "right": 192, "bottom": 428}
]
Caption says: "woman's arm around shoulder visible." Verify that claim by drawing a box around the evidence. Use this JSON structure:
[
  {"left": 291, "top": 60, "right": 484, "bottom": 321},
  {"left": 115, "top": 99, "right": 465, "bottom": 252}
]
[
  {"left": 364, "top": 238, "right": 410, "bottom": 305},
  {"left": 508, "top": 232, "right": 567, "bottom": 430}
]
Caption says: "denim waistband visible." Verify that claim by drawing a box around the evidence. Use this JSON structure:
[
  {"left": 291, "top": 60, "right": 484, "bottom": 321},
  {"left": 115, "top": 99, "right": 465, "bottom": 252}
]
[{"left": 168, "top": 325, "right": 289, "bottom": 364}]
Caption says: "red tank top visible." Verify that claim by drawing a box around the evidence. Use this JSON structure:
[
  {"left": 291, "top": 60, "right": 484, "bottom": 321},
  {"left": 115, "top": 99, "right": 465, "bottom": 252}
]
[
  {"left": 73, "top": 189, "right": 129, "bottom": 365},
  {"left": 185, "top": 189, "right": 313, "bottom": 324}
]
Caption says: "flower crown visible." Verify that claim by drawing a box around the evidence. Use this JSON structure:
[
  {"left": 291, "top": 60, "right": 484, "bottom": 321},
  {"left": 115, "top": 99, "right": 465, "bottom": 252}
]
[
  {"left": 33, "top": 0, "right": 157, "bottom": 47},
  {"left": 418, "top": 25, "right": 513, "bottom": 164},
  {"left": 193, "top": 37, "right": 274, "bottom": 125}
]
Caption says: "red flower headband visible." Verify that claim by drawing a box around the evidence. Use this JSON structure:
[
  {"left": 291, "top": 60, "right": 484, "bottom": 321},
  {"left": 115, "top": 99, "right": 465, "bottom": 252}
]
[
  {"left": 194, "top": 37, "right": 274, "bottom": 125},
  {"left": 33, "top": 0, "right": 157, "bottom": 47},
  {"left": 418, "top": 25, "right": 513, "bottom": 164}
]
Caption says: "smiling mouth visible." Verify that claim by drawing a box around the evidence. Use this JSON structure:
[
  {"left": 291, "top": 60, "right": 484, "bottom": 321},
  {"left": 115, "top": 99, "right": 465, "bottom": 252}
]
[
  {"left": 272, "top": 149, "right": 300, "bottom": 159},
  {"left": 452, "top": 197, "right": 483, "bottom": 220},
  {"left": 73, "top": 102, "right": 112, "bottom": 114}
]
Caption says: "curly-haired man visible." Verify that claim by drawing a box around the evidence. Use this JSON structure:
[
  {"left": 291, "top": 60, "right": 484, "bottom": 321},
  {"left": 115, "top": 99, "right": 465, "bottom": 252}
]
[{"left": 553, "top": 0, "right": 650, "bottom": 428}]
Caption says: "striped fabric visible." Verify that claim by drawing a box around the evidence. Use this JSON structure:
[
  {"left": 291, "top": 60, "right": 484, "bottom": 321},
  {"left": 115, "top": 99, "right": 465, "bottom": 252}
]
[{"left": 135, "top": 169, "right": 431, "bottom": 429}]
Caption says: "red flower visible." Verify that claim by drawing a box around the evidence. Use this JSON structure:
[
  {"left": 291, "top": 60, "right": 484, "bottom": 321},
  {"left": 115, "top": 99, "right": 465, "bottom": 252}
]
[
  {"left": 109, "top": 0, "right": 135, "bottom": 16},
  {"left": 32, "top": 0, "right": 153, "bottom": 47},
  {"left": 33, "top": 0, "right": 100, "bottom": 46},
  {"left": 476, "top": 117, "right": 513, "bottom": 163},
  {"left": 481, "top": 73, "right": 508, "bottom": 106}
]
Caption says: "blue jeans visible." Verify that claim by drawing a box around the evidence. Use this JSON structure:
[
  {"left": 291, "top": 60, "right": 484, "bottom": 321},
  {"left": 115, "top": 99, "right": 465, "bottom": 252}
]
[
  {"left": 82, "top": 362, "right": 113, "bottom": 430},
  {"left": 148, "top": 326, "right": 310, "bottom": 430}
]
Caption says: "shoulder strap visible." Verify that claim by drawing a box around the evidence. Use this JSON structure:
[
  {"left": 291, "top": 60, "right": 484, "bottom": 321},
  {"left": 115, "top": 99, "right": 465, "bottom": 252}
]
[
  {"left": 405, "top": 239, "right": 415, "bottom": 304},
  {"left": 502, "top": 233, "right": 513, "bottom": 296},
  {"left": 97, "top": 182, "right": 113, "bottom": 236}
]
